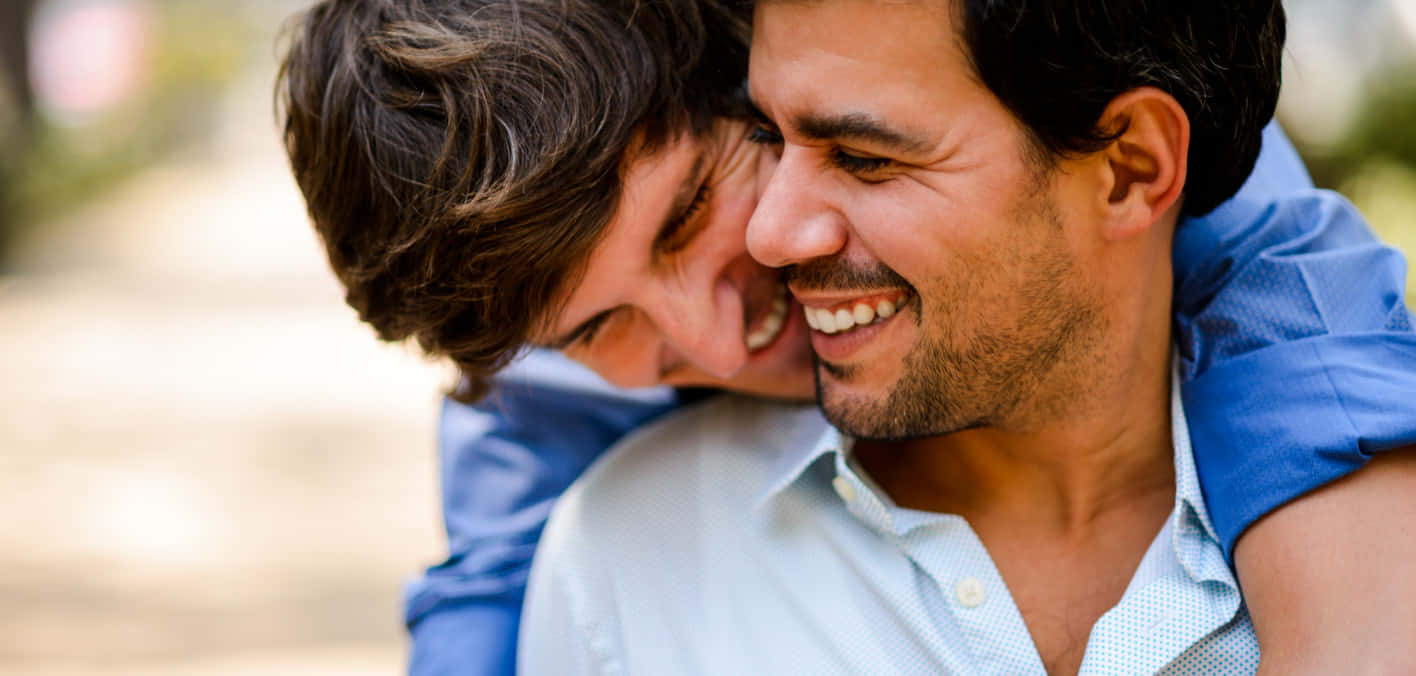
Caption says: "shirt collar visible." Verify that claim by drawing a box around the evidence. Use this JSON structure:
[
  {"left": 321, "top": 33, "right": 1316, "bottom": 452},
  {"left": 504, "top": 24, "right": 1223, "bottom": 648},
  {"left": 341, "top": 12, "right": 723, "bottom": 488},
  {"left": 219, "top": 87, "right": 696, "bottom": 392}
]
[
  {"left": 1166, "top": 363, "right": 1237, "bottom": 587},
  {"left": 753, "top": 408, "right": 845, "bottom": 511},
  {"left": 755, "top": 362, "right": 1235, "bottom": 589}
]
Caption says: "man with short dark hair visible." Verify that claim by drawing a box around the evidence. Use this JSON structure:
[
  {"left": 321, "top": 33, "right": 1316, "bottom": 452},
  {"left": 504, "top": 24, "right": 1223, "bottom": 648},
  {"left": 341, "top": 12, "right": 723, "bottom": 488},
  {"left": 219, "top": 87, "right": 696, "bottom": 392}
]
[{"left": 517, "top": 1, "right": 1416, "bottom": 673}]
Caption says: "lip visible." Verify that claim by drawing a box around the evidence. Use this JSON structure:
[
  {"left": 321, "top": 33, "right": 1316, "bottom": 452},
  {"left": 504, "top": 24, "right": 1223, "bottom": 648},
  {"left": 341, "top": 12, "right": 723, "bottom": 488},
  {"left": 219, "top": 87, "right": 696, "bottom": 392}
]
[
  {"left": 790, "top": 287, "right": 908, "bottom": 311},
  {"left": 807, "top": 295, "right": 913, "bottom": 364}
]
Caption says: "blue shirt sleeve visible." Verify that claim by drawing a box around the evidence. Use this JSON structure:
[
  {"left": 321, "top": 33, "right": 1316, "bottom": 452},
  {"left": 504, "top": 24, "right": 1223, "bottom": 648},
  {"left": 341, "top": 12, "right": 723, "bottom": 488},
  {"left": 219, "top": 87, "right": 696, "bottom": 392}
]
[
  {"left": 404, "top": 350, "right": 677, "bottom": 676},
  {"left": 1174, "top": 122, "right": 1416, "bottom": 558}
]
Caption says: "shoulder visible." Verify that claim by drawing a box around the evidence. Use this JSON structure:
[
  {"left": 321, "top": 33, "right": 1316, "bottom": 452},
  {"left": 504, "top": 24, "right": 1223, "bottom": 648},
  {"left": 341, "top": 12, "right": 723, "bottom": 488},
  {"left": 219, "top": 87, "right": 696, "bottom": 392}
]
[
  {"left": 570, "top": 394, "right": 817, "bottom": 521},
  {"left": 521, "top": 393, "right": 826, "bottom": 668},
  {"left": 522, "top": 394, "right": 824, "bottom": 665},
  {"left": 534, "top": 394, "right": 821, "bottom": 564}
]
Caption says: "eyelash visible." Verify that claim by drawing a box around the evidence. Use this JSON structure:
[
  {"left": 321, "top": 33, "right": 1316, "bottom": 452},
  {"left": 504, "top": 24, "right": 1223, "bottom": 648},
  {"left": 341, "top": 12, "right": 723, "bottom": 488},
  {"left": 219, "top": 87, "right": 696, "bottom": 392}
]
[
  {"left": 830, "top": 150, "right": 892, "bottom": 174},
  {"left": 572, "top": 311, "right": 612, "bottom": 348},
  {"left": 748, "top": 125, "right": 893, "bottom": 177},
  {"left": 656, "top": 185, "right": 711, "bottom": 256},
  {"left": 747, "top": 126, "right": 782, "bottom": 146}
]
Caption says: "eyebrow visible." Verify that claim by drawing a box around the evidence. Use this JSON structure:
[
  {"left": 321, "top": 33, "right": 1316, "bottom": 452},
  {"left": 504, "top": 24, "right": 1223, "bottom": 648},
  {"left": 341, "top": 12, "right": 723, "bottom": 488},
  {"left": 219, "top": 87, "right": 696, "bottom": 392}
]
[
  {"left": 542, "top": 149, "right": 709, "bottom": 350},
  {"left": 792, "top": 111, "right": 933, "bottom": 156}
]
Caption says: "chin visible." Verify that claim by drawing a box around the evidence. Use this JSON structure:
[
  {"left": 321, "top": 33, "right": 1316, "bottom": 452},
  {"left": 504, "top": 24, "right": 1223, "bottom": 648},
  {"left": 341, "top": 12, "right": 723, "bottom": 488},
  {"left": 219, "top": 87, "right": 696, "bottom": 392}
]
[{"left": 813, "top": 364, "right": 933, "bottom": 441}]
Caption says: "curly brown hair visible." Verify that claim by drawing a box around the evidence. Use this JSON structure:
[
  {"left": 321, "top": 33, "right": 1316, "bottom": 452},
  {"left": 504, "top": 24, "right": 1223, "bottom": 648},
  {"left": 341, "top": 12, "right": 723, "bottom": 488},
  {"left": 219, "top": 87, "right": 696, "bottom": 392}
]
[{"left": 277, "top": 0, "right": 750, "bottom": 401}]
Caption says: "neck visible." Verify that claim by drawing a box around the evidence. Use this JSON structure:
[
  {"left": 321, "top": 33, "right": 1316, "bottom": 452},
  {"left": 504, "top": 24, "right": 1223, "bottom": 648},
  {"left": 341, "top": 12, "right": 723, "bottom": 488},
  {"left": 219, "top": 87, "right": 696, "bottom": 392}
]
[{"left": 855, "top": 298, "right": 1176, "bottom": 538}]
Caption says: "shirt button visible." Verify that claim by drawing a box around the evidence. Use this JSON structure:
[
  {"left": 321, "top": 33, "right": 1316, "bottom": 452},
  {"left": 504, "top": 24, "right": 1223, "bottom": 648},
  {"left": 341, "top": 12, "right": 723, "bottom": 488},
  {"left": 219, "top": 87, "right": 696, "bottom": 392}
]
[
  {"left": 955, "top": 577, "right": 987, "bottom": 608},
  {"left": 831, "top": 476, "right": 856, "bottom": 503}
]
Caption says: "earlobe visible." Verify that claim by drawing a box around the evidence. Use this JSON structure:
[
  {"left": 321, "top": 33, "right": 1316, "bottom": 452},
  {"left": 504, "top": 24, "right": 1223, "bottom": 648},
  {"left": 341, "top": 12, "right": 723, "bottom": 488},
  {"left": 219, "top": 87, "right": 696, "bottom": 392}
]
[{"left": 1096, "top": 88, "right": 1189, "bottom": 241}]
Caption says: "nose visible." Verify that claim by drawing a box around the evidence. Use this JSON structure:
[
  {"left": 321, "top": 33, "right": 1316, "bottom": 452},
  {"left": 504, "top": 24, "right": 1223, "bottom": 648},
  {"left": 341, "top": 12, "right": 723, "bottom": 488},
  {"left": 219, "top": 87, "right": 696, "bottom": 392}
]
[{"left": 747, "top": 145, "right": 849, "bottom": 268}]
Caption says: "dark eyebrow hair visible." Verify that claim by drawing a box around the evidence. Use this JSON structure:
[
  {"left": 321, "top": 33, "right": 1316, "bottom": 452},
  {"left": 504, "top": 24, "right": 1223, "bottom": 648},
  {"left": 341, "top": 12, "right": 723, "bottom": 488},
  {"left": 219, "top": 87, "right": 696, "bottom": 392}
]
[
  {"left": 794, "top": 111, "right": 933, "bottom": 155},
  {"left": 541, "top": 147, "right": 709, "bottom": 350}
]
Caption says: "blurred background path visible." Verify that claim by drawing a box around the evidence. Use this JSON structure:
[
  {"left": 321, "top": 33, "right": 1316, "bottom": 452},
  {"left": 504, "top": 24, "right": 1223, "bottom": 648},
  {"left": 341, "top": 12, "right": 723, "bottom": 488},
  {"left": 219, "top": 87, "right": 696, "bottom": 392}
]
[
  {"left": 0, "top": 0, "right": 1411, "bottom": 674},
  {"left": 1, "top": 1, "right": 446, "bottom": 673}
]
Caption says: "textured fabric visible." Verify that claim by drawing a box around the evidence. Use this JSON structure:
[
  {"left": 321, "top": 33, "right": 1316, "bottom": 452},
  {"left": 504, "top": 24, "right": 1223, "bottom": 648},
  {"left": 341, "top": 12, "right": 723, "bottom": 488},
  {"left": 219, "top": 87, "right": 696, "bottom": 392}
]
[
  {"left": 405, "top": 351, "right": 676, "bottom": 676},
  {"left": 521, "top": 376, "right": 1257, "bottom": 675},
  {"left": 1173, "top": 125, "right": 1416, "bottom": 555}
]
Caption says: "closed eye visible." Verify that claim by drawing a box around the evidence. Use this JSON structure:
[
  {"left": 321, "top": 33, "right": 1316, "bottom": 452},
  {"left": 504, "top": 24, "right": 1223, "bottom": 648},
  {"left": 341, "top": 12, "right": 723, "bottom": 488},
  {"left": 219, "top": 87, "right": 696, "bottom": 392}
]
[
  {"left": 751, "top": 124, "right": 892, "bottom": 178},
  {"left": 748, "top": 125, "right": 783, "bottom": 147},
  {"left": 831, "top": 149, "right": 892, "bottom": 175},
  {"left": 655, "top": 184, "right": 711, "bottom": 256},
  {"left": 563, "top": 308, "right": 615, "bottom": 349}
]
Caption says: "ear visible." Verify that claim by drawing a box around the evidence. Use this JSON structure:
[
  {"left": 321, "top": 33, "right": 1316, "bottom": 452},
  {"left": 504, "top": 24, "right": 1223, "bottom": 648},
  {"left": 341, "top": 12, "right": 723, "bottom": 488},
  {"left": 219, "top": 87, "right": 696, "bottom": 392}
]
[{"left": 1093, "top": 87, "right": 1189, "bottom": 241}]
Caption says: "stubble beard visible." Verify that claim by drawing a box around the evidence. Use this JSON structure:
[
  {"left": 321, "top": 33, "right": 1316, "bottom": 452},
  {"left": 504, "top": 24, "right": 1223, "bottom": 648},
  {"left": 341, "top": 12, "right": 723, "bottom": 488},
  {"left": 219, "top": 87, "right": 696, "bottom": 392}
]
[{"left": 815, "top": 181, "right": 1107, "bottom": 442}]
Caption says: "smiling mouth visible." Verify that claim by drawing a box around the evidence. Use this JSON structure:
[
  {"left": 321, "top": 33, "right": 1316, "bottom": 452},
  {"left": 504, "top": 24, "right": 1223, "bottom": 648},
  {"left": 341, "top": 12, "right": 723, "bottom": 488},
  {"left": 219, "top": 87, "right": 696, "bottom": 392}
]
[
  {"left": 746, "top": 281, "right": 790, "bottom": 351},
  {"left": 801, "top": 292, "right": 911, "bottom": 335}
]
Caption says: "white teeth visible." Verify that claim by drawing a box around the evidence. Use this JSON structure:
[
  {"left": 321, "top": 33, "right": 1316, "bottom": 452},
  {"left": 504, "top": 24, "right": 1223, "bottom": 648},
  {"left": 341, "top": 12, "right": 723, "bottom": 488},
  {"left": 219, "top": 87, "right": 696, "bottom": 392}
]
[
  {"left": 852, "top": 303, "right": 875, "bottom": 325},
  {"left": 763, "top": 312, "right": 782, "bottom": 334},
  {"left": 746, "top": 282, "right": 792, "bottom": 351},
  {"left": 834, "top": 308, "right": 855, "bottom": 332},
  {"left": 806, "top": 297, "right": 904, "bottom": 335}
]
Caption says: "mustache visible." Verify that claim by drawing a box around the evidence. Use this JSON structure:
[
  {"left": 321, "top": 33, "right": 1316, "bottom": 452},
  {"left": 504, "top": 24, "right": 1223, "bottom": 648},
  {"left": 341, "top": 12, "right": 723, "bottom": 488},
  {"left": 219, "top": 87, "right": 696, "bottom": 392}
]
[{"left": 784, "top": 256, "right": 914, "bottom": 293}]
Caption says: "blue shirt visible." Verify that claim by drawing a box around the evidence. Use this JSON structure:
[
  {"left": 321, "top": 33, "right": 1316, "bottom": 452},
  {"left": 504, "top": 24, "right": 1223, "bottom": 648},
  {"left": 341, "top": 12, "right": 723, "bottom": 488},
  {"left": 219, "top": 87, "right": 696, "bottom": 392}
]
[
  {"left": 405, "top": 352, "right": 676, "bottom": 676},
  {"left": 405, "top": 124, "right": 1416, "bottom": 675},
  {"left": 520, "top": 377, "right": 1256, "bottom": 675},
  {"left": 1172, "top": 127, "right": 1416, "bottom": 547}
]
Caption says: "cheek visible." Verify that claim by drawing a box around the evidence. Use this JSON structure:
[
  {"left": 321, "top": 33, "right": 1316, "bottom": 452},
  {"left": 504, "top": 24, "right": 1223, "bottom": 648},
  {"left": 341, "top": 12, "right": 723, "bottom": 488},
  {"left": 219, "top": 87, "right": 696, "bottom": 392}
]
[{"left": 844, "top": 185, "right": 964, "bottom": 280}]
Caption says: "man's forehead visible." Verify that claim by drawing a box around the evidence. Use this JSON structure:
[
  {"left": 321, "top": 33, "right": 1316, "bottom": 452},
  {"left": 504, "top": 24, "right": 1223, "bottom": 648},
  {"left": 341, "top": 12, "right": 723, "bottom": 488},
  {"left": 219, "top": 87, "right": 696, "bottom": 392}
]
[
  {"left": 748, "top": 0, "right": 961, "bottom": 111},
  {"left": 749, "top": 0, "right": 967, "bottom": 150}
]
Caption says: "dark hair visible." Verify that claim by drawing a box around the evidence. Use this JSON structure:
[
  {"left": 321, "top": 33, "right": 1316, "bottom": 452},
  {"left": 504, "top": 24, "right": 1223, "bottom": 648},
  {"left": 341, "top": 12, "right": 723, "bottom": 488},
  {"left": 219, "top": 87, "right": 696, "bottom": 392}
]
[
  {"left": 958, "top": 0, "right": 1285, "bottom": 216},
  {"left": 277, "top": 0, "right": 749, "bottom": 401}
]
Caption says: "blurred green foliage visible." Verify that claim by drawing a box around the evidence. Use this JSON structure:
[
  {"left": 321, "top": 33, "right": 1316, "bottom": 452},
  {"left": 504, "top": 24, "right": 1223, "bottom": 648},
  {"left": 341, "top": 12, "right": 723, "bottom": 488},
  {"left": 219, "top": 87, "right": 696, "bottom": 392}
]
[
  {"left": 1297, "top": 68, "right": 1416, "bottom": 297},
  {"left": 1, "top": 1, "right": 257, "bottom": 265},
  {"left": 1301, "top": 69, "right": 1416, "bottom": 189},
  {"left": 1344, "top": 69, "right": 1416, "bottom": 174}
]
